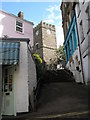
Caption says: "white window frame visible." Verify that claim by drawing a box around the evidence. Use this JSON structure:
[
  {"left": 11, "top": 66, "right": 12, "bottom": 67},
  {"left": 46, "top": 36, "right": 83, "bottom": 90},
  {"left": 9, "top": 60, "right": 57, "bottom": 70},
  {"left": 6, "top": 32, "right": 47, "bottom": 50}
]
[{"left": 16, "top": 20, "right": 23, "bottom": 33}]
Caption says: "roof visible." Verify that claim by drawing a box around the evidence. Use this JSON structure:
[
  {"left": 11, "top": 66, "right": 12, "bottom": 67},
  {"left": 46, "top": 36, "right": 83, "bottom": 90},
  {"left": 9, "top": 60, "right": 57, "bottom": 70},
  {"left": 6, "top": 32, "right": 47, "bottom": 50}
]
[
  {"left": 0, "top": 9, "right": 34, "bottom": 25},
  {"left": 0, "top": 37, "right": 30, "bottom": 43}
]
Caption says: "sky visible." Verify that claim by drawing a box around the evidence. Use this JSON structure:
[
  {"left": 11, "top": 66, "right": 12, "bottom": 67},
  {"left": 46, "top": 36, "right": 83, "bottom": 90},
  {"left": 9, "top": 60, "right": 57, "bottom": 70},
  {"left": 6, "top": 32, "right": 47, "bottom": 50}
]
[{"left": 0, "top": 1, "right": 64, "bottom": 48}]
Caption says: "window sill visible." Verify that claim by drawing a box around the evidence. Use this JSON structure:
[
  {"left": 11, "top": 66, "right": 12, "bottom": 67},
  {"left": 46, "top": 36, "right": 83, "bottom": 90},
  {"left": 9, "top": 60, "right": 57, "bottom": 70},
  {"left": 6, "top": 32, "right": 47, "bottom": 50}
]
[{"left": 16, "top": 31, "right": 24, "bottom": 35}]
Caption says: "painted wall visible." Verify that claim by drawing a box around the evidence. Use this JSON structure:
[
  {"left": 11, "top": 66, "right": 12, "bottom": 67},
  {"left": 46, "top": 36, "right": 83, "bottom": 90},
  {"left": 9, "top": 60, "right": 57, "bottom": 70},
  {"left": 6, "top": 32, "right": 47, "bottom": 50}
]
[
  {"left": 0, "top": 10, "right": 37, "bottom": 115},
  {"left": 0, "top": 10, "right": 33, "bottom": 47},
  {"left": 66, "top": 47, "right": 83, "bottom": 83},
  {"left": 75, "top": 2, "right": 90, "bottom": 84},
  {"left": 28, "top": 46, "right": 37, "bottom": 109},
  {"left": 64, "top": 12, "right": 83, "bottom": 83},
  {"left": 14, "top": 42, "right": 29, "bottom": 113},
  {"left": 14, "top": 42, "right": 37, "bottom": 114}
]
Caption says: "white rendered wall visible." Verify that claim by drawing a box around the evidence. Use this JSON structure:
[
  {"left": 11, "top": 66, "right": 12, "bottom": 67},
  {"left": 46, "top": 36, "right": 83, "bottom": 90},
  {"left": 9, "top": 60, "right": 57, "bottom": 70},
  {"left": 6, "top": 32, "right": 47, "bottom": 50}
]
[
  {"left": 13, "top": 42, "right": 37, "bottom": 114},
  {"left": 14, "top": 42, "right": 29, "bottom": 113},
  {"left": 0, "top": 10, "right": 33, "bottom": 47},
  {"left": 28, "top": 47, "right": 37, "bottom": 109},
  {"left": 82, "top": 55, "right": 88, "bottom": 85},
  {"left": 75, "top": 2, "right": 89, "bottom": 84},
  {"left": 66, "top": 47, "right": 83, "bottom": 83}
]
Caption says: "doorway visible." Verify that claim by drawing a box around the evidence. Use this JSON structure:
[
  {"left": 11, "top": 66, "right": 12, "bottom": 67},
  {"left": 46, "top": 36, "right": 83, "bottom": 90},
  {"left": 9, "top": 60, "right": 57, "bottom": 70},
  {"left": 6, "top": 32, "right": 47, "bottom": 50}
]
[{"left": 2, "top": 66, "right": 14, "bottom": 115}]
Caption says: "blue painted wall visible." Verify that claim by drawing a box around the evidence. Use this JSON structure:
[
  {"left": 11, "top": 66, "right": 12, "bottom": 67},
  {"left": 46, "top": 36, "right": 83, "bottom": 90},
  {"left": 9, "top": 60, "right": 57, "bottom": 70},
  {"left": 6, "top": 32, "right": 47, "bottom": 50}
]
[{"left": 64, "top": 13, "right": 79, "bottom": 64}]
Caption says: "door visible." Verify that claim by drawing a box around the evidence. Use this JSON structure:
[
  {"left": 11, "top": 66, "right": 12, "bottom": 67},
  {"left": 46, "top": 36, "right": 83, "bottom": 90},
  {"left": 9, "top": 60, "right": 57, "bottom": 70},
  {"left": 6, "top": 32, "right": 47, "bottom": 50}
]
[{"left": 2, "top": 66, "right": 14, "bottom": 115}]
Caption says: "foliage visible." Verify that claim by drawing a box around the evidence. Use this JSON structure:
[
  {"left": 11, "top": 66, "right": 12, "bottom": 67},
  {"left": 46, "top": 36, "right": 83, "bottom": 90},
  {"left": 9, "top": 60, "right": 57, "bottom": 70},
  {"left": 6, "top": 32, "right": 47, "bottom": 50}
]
[
  {"left": 33, "top": 53, "right": 42, "bottom": 64},
  {"left": 57, "top": 45, "right": 65, "bottom": 64},
  {"left": 49, "top": 58, "right": 57, "bottom": 70},
  {"left": 33, "top": 53, "right": 43, "bottom": 79}
]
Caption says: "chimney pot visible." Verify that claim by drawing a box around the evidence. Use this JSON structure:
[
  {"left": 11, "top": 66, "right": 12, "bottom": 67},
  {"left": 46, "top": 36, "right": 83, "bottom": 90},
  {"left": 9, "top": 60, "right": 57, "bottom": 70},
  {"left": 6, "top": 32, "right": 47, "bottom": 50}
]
[{"left": 18, "top": 11, "right": 24, "bottom": 19}]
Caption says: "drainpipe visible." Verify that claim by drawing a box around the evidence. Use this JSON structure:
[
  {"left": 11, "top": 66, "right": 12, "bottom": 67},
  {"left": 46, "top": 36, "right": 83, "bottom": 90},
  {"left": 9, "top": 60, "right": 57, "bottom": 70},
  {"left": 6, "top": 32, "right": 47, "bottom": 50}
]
[{"left": 74, "top": 3, "right": 85, "bottom": 84}]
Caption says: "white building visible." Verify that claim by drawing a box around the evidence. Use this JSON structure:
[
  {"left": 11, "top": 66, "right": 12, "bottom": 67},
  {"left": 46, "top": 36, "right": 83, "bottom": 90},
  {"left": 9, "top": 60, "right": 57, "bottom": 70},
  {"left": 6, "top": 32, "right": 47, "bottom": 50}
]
[
  {"left": 75, "top": 1, "right": 90, "bottom": 84},
  {"left": 0, "top": 10, "right": 37, "bottom": 116},
  {"left": 61, "top": 1, "right": 90, "bottom": 85},
  {"left": 61, "top": 2, "right": 84, "bottom": 84}
]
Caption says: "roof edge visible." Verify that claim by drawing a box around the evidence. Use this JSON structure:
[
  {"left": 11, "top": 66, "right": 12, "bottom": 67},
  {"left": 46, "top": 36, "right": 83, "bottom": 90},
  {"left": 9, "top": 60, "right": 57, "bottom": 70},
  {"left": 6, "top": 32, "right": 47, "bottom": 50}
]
[
  {"left": 0, "top": 37, "right": 30, "bottom": 42},
  {"left": 0, "top": 9, "right": 34, "bottom": 25}
]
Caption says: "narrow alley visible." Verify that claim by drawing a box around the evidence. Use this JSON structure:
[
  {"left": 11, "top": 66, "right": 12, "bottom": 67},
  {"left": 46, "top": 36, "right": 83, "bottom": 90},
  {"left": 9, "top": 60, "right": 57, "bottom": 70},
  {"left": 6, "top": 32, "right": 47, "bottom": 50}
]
[{"left": 2, "top": 70, "right": 88, "bottom": 120}]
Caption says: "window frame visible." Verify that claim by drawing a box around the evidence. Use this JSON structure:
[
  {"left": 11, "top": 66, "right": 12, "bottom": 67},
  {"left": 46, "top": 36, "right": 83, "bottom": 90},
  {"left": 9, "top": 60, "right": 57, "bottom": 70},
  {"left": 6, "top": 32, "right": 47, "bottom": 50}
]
[{"left": 16, "top": 19, "right": 23, "bottom": 33}]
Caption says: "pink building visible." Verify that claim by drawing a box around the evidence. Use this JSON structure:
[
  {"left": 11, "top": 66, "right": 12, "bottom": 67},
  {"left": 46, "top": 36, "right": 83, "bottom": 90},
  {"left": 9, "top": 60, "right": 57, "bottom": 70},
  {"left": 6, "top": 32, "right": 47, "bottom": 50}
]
[
  {"left": 0, "top": 10, "right": 34, "bottom": 47},
  {"left": 0, "top": 10, "right": 37, "bottom": 117}
]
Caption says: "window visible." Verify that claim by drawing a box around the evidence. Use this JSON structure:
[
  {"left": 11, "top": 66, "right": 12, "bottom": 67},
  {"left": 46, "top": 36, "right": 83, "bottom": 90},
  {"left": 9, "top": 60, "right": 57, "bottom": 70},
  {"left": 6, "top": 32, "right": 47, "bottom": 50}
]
[
  {"left": 82, "top": 0, "right": 85, "bottom": 5},
  {"left": 16, "top": 20, "right": 23, "bottom": 33},
  {"left": 3, "top": 68, "right": 13, "bottom": 93}
]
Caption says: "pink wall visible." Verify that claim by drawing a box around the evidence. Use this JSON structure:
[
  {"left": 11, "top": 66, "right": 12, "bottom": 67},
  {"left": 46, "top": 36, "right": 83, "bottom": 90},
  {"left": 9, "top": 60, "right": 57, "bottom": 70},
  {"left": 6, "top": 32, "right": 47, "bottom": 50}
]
[{"left": 0, "top": 10, "right": 34, "bottom": 47}]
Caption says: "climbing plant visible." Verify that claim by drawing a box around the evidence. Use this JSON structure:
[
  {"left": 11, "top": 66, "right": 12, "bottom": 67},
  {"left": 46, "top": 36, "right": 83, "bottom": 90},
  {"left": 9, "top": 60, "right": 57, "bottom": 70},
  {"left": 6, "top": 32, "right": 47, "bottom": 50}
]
[
  {"left": 33, "top": 53, "right": 43, "bottom": 80},
  {"left": 57, "top": 45, "right": 65, "bottom": 64}
]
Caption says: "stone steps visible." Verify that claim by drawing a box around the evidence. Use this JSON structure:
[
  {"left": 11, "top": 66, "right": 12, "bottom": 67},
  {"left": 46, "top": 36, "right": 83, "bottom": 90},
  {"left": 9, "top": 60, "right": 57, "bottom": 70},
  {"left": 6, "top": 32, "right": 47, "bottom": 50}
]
[{"left": 42, "top": 69, "right": 75, "bottom": 83}]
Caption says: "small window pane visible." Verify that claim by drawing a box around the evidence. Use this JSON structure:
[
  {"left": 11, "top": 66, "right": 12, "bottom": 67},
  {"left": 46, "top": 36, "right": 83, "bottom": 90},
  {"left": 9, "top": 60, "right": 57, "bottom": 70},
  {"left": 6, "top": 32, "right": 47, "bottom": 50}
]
[
  {"left": 16, "top": 20, "right": 23, "bottom": 33},
  {"left": 16, "top": 21, "right": 23, "bottom": 27},
  {"left": 16, "top": 26, "right": 23, "bottom": 32}
]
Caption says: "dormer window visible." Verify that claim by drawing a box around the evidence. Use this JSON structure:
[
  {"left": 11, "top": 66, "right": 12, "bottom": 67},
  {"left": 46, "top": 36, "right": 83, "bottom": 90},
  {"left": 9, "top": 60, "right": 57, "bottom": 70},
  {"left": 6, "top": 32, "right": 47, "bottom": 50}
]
[{"left": 16, "top": 20, "right": 23, "bottom": 33}]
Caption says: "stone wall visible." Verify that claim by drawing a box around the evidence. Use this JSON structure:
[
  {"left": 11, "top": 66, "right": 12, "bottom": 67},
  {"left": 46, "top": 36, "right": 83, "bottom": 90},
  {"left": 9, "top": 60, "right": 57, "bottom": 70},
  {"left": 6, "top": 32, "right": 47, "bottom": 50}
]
[{"left": 33, "top": 21, "right": 57, "bottom": 65}]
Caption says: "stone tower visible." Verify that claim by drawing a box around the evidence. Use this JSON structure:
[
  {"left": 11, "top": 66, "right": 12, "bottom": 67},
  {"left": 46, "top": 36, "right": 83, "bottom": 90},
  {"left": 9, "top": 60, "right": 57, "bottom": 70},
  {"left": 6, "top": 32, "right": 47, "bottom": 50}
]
[{"left": 33, "top": 21, "right": 57, "bottom": 66}]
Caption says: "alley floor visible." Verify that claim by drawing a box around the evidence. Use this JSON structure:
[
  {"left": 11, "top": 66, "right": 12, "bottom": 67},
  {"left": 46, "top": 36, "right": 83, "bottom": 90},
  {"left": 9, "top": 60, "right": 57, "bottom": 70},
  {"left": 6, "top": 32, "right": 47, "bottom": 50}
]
[{"left": 2, "top": 82, "right": 88, "bottom": 120}]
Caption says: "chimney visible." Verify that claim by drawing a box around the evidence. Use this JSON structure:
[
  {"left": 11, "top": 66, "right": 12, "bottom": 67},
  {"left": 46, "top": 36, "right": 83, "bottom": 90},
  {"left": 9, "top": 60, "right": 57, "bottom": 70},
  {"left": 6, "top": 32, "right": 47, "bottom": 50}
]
[{"left": 18, "top": 11, "right": 24, "bottom": 19}]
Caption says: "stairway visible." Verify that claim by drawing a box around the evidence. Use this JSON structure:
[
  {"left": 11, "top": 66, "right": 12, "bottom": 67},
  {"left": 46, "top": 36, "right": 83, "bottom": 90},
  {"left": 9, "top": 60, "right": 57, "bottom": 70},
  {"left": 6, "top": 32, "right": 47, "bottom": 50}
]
[{"left": 42, "top": 68, "right": 75, "bottom": 83}]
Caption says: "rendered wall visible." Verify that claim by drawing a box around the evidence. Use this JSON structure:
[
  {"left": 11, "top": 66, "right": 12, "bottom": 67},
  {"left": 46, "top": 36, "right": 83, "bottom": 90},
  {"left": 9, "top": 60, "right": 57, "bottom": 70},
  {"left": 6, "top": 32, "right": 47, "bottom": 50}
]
[
  {"left": 13, "top": 42, "right": 37, "bottom": 114},
  {"left": 28, "top": 47, "right": 37, "bottom": 109},
  {"left": 14, "top": 42, "right": 29, "bottom": 113},
  {"left": 66, "top": 47, "right": 83, "bottom": 83},
  {"left": 0, "top": 10, "right": 33, "bottom": 47},
  {"left": 75, "top": 2, "right": 89, "bottom": 84}
]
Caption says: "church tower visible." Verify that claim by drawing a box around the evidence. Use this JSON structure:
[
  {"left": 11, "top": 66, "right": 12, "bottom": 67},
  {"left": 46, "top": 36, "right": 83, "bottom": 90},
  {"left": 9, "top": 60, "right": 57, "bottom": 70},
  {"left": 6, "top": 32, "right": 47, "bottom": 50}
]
[{"left": 33, "top": 21, "right": 57, "bottom": 66}]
